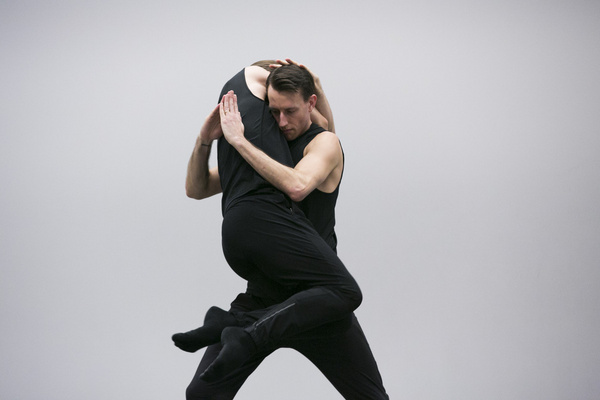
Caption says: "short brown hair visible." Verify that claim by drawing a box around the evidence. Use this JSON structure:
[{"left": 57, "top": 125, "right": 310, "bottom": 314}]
[{"left": 266, "top": 64, "right": 316, "bottom": 102}]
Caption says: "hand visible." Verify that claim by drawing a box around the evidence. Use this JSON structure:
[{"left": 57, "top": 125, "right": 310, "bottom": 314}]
[
  {"left": 199, "top": 104, "right": 223, "bottom": 143},
  {"left": 270, "top": 58, "right": 323, "bottom": 91},
  {"left": 219, "top": 90, "right": 245, "bottom": 146}
]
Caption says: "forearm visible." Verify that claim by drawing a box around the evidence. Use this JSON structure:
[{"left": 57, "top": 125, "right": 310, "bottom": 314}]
[
  {"left": 313, "top": 77, "right": 335, "bottom": 134},
  {"left": 310, "top": 108, "right": 329, "bottom": 130},
  {"left": 185, "top": 138, "right": 220, "bottom": 199},
  {"left": 230, "top": 137, "right": 311, "bottom": 201}
]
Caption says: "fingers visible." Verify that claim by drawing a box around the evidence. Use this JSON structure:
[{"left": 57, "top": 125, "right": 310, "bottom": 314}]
[
  {"left": 207, "top": 103, "right": 221, "bottom": 126},
  {"left": 219, "top": 95, "right": 226, "bottom": 118},
  {"left": 219, "top": 91, "right": 239, "bottom": 118},
  {"left": 284, "top": 58, "right": 308, "bottom": 70},
  {"left": 270, "top": 58, "right": 294, "bottom": 69},
  {"left": 269, "top": 60, "right": 285, "bottom": 69},
  {"left": 227, "top": 91, "right": 238, "bottom": 114},
  {"left": 271, "top": 58, "right": 310, "bottom": 74},
  {"left": 207, "top": 103, "right": 220, "bottom": 119},
  {"left": 284, "top": 58, "right": 299, "bottom": 67}
]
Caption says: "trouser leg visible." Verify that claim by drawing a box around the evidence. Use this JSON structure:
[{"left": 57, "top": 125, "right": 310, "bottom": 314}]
[
  {"left": 185, "top": 296, "right": 278, "bottom": 400},
  {"left": 243, "top": 286, "right": 356, "bottom": 347},
  {"left": 287, "top": 315, "right": 389, "bottom": 400}
]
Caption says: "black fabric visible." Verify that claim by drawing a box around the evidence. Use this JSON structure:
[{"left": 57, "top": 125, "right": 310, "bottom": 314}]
[
  {"left": 216, "top": 69, "right": 293, "bottom": 215},
  {"left": 221, "top": 194, "right": 361, "bottom": 347},
  {"left": 288, "top": 123, "right": 343, "bottom": 251},
  {"left": 215, "top": 68, "right": 361, "bottom": 357}
]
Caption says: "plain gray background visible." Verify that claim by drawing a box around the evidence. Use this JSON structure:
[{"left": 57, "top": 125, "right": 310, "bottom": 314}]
[{"left": 1, "top": 0, "right": 599, "bottom": 399}]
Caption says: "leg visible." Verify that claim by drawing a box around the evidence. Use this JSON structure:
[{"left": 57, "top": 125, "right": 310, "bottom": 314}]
[
  {"left": 290, "top": 315, "right": 389, "bottom": 400},
  {"left": 201, "top": 202, "right": 362, "bottom": 381},
  {"left": 184, "top": 295, "right": 277, "bottom": 399},
  {"left": 186, "top": 342, "right": 273, "bottom": 400},
  {"left": 172, "top": 277, "right": 293, "bottom": 354},
  {"left": 222, "top": 201, "right": 362, "bottom": 345}
]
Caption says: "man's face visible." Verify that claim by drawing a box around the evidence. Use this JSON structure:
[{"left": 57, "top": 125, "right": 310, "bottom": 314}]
[{"left": 267, "top": 87, "right": 315, "bottom": 141}]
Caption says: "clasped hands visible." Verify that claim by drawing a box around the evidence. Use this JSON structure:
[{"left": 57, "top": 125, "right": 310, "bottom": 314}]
[{"left": 196, "top": 90, "right": 243, "bottom": 146}]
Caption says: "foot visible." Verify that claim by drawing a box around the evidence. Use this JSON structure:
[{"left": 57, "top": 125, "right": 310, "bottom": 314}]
[
  {"left": 172, "top": 306, "right": 238, "bottom": 353},
  {"left": 199, "top": 327, "right": 257, "bottom": 382}
]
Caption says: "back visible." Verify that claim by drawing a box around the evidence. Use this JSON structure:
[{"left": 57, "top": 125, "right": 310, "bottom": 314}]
[{"left": 217, "top": 69, "right": 294, "bottom": 214}]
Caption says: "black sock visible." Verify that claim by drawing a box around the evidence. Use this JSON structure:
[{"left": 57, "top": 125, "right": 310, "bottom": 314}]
[
  {"left": 200, "top": 327, "right": 257, "bottom": 382},
  {"left": 172, "top": 306, "right": 238, "bottom": 353}
]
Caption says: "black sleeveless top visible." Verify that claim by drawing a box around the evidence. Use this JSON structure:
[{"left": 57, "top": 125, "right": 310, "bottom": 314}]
[
  {"left": 217, "top": 69, "right": 294, "bottom": 214},
  {"left": 288, "top": 123, "right": 344, "bottom": 252}
]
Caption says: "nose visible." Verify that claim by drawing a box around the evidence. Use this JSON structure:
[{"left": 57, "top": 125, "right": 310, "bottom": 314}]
[{"left": 278, "top": 113, "right": 287, "bottom": 127}]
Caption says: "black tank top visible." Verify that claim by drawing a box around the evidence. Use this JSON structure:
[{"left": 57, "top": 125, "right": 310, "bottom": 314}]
[
  {"left": 288, "top": 124, "right": 344, "bottom": 252},
  {"left": 217, "top": 69, "right": 293, "bottom": 214}
]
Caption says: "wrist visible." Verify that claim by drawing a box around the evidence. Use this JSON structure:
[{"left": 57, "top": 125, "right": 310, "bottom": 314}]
[
  {"left": 230, "top": 135, "right": 248, "bottom": 149},
  {"left": 198, "top": 136, "right": 212, "bottom": 146}
]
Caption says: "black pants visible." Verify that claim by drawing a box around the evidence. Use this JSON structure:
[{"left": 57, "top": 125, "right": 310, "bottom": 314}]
[
  {"left": 187, "top": 319, "right": 389, "bottom": 400},
  {"left": 186, "top": 194, "right": 387, "bottom": 398},
  {"left": 221, "top": 194, "right": 362, "bottom": 347}
]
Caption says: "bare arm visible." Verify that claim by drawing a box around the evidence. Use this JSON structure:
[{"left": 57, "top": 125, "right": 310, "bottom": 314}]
[
  {"left": 310, "top": 108, "right": 329, "bottom": 131},
  {"left": 311, "top": 71, "right": 335, "bottom": 134},
  {"left": 185, "top": 105, "right": 223, "bottom": 199},
  {"left": 220, "top": 91, "right": 341, "bottom": 202}
]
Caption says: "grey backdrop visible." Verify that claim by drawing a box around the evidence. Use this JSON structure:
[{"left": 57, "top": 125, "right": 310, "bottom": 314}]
[{"left": 1, "top": 1, "right": 599, "bottom": 399}]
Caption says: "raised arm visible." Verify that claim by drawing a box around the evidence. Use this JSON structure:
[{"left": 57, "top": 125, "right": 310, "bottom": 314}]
[
  {"left": 185, "top": 104, "right": 223, "bottom": 199},
  {"left": 309, "top": 68, "right": 335, "bottom": 134},
  {"left": 310, "top": 108, "right": 329, "bottom": 131}
]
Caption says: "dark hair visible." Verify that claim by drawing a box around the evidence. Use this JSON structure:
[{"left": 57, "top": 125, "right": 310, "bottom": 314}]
[
  {"left": 251, "top": 59, "right": 277, "bottom": 71},
  {"left": 266, "top": 64, "right": 316, "bottom": 101}
]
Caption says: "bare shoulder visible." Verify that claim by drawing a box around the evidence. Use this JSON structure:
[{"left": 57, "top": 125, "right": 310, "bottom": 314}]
[
  {"left": 311, "top": 130, "right": 340, "bottom": 149},
  {"left": 244, "top": 65, "right": 269, "bottom": 80},
  {"left": 244, "top": 66, "right": 269, "bottom": 99},
  {"left": 306, "top": 131, "right": 342, "bottom": 160}
]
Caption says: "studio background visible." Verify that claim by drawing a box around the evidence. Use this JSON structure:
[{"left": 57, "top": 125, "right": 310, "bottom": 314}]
[{"left": 1, "top": 1, "right": 599, "bottom": 399}]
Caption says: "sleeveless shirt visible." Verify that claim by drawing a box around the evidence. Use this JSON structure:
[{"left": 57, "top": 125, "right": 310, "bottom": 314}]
[
  {"left": 217, "top": 69, "right": 294, "bottom": 214},
  {"left": 287, "top": 123, "right": 344, "bottom": 252}
]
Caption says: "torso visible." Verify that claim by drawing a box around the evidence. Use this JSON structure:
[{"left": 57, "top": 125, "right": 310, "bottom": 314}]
[{"left": 217, "top": 68, "right": 293, "bottom": 214}]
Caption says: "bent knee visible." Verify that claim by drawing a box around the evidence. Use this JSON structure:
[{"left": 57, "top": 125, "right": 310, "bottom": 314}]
[
  {"left": 352, "top": 287, "right": 363, "bottom": 310},
  {"left": 344, "top": 284, "right": 363, "bottom": 311}
]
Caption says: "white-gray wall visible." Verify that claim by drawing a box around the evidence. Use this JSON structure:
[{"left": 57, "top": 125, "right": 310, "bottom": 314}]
[{"left": 1, "top": 1, "right": 599, "bottom": 399}]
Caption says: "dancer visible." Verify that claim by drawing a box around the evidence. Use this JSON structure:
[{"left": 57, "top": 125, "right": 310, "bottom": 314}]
[{"left": 174, "top": 60, "right": 387, "bottom": 399}]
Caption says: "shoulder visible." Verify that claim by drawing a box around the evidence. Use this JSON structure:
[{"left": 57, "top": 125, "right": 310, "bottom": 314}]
[
  {"left": 306, "top": 131, "right": 342, "bottom": 158},
  {"left": 311, "top": 131, "right": 339, "bottom": 147},
  {"left": 244, "top": 66, "right": 269, "bottom": 99}
]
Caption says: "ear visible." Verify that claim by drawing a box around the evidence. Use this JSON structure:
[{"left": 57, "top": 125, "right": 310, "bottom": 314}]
[{"left": 308, "top": 94, "right": 317, "bottom": 112}]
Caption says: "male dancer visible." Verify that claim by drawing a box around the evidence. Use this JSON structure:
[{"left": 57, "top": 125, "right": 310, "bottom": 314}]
[{"left": 174, "top": 61, "right": 388, "bottom": 399}]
